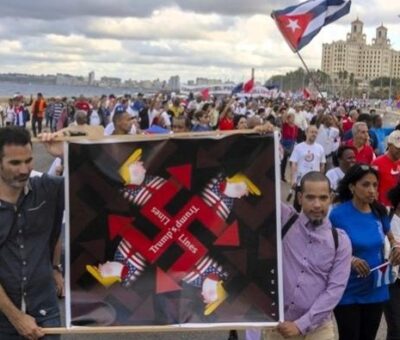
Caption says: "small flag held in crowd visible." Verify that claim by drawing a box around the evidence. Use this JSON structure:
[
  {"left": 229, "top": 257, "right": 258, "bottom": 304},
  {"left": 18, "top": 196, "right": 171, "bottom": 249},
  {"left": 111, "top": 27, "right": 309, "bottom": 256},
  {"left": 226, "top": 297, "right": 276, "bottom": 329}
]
[
  {"left": 243, "top": 78, "right": 255, "bottom": 93},
  {"left": 271, "top": 0, "right": 351, "bottom": 52},
  {"left": 200, "top": 88, "right": 210, "bottom": 100},
  {"left": 371, "top": 261, "right": 396, "bottom": 288},
  {"left": 232, "top": 82, "right": 244, "bottom": 95},
  {"left": 231, "top": 79, "right": 255, "bottom": 95}
]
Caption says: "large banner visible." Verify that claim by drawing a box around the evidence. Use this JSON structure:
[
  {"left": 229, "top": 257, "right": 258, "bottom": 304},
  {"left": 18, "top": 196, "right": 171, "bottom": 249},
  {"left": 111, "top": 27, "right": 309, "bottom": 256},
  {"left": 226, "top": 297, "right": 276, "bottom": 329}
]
[{"left": 65, "top": 132, "right": 282, "bottom": 328}]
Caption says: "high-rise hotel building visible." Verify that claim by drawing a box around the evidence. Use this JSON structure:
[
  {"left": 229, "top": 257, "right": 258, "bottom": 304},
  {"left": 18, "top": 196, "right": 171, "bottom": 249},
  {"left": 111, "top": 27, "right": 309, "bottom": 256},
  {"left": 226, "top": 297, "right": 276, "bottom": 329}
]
[{"left": 321, "top": 19, "right": 400, "bottom": 81}]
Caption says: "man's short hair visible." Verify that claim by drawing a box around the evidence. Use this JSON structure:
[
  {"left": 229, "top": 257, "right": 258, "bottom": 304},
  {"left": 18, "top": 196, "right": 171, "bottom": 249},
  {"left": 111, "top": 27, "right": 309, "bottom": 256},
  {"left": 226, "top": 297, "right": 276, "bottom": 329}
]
[
  {"left": 74, "top": 110, "right": 88, "bottom": 125},
  {"left": 305, "top": 124, "right": 318, "bottom": 133},
  {"left": 352, "top": 121, "right": 367, "bottom": 137},
  {"left": 349, "top": 109, "right": 358, "bottom": 118},
  {"left": 357, "top": 113, "right": 372, "bottom": 124},
  {"left": 336, "top": 145, "right": 356, "bottom": 160},
  {"left": 194, "top": 110, "right": 207, "bottom": 121},
  {"left": 0, "top": 126, "right": 32, "bottom": 159},
  {"left": 388, "top": 183, "right": 400, "bottom": 209},
  {"left": 112, "top": 110, "right": 127, "bottom": 125},
  {"left": 299, "top": 171, "right": 331, "bottom": 193},
  {"left": 371, "top": 114, "right": 381, "bottom": 125}
]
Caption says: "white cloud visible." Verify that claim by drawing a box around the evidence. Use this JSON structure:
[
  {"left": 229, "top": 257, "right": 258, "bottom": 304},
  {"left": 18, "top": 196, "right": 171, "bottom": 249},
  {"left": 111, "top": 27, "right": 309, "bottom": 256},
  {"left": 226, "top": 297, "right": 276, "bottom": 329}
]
[
  {"left": 0, "top": 0, "right": 398, "bottom": 83},
  {"left": 85, "top": 7, "right": 224, "bottom": 40}
]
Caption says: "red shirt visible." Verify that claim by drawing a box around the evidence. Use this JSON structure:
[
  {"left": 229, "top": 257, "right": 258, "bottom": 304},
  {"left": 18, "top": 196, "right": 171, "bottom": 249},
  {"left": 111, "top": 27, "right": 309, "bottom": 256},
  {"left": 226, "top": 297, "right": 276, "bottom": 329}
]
[
  {"left": 372, "top": 154, "right": 400, "bottom": 206},
  {"left": 346, "top": 140, "right": 375, "bottom": 164},
  {"left": 281, "top": 123, "right": 298, "bottom": 140},
  {"left": 342, "top": 117, "right": 353, "bottom": 133},
  {"left": 75, "top": 100, "right": 90, "bottom": 112},
  {"left": 218, "top": 117, "right": 234, "bottom": 130}
]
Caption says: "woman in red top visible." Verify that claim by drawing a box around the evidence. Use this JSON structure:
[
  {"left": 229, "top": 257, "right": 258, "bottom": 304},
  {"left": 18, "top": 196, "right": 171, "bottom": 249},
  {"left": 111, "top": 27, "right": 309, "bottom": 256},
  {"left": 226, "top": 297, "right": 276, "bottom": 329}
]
[
  {"left": 280, "top": 109, "right": 298, "bottom": 182},
  {"left": 218, "top": 98, "right": 235, "bottom": 130}
]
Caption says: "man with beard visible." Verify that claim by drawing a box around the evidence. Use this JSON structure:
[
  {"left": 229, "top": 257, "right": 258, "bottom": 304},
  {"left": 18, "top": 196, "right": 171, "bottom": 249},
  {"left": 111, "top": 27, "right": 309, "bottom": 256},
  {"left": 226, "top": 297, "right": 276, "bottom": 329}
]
[
  {"left": 0, "top": 126, "right": 64, "bottom": 339},
  {"left": 246, "top": 172, "right": 352, "bottom": 340}
]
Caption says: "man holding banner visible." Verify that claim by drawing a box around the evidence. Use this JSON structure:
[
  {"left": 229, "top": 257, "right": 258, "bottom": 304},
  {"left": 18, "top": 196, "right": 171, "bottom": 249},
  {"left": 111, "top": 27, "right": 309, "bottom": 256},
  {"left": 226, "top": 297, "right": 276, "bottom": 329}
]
[
  {"left": 247, "top": 172, "right": 352, "bottom": 340},
  {"left": 0, "top": 126, "right": 63, "bottom": 340}
]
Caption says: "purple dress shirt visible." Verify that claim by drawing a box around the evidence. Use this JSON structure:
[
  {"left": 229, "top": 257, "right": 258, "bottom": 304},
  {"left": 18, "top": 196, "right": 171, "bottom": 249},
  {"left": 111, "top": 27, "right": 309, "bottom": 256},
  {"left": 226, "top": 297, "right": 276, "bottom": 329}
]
[{"left": 281, "top": 203, "right": 352, "bottom": 334}]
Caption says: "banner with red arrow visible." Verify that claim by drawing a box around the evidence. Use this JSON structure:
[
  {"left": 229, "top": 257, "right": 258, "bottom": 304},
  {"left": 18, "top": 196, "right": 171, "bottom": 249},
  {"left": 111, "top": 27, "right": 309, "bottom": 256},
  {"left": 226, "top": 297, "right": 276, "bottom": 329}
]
[{"left": 66, "top": 133, "right": 281, "bottom": 329}]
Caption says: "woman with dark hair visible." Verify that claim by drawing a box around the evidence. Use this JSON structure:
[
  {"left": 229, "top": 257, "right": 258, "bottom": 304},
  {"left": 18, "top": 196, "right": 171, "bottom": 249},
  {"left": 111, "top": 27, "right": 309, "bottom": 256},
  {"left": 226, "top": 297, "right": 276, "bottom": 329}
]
[
  {"left": 329, "top": 164, "right": 400, "bottom": 340},
  {"left": 233, "top": 114, "right": 247, "bottom": 130},
  {"left": 326, "top": 145, "right": 356, "bottom": 192}
]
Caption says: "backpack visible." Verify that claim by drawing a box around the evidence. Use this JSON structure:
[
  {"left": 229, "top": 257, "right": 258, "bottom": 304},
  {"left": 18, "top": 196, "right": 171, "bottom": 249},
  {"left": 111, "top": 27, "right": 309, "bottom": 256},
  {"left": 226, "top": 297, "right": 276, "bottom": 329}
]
[{"left": 282, "top": 213, "right": 339, "bottom": 250}]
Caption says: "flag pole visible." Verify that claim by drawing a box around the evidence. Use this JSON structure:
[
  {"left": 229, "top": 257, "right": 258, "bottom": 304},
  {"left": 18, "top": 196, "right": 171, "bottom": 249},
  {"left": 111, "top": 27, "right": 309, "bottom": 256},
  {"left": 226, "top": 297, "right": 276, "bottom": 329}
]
[{"left": 295, "top": 50, "right": 325, "bottom": 100}]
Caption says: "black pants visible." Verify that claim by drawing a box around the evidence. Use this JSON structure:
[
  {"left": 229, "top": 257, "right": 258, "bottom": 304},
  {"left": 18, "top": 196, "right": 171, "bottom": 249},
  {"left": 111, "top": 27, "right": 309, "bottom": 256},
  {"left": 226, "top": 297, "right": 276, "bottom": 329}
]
[
  {"left": 280, "top": 154, "right": 288, "bottom": 181},
  {"left": 385, "top": 280, "right": 400, "bottom": 340},
  {"left": 334, "top": 302, "right": 384, "bottom": 340},
  {"left": 31, "top": 116, "right": 43, "bottom": 137},
  {"left": 228, "top": 330, "right": 238, "bottom": 339}
]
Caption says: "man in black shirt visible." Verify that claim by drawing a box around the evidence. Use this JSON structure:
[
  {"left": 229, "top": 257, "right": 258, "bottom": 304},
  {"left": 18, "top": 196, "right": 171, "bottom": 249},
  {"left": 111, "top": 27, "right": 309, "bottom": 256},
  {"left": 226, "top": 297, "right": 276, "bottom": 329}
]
[{"left": 0, "top": 126, "right": 63, "bottom": 339}]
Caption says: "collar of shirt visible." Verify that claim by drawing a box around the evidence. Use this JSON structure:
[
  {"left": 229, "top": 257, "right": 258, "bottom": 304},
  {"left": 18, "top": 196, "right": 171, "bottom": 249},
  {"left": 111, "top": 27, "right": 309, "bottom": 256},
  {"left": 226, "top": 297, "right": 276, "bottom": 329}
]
[{"left": 24, "top": 179, "right": 32, "bottom": 196}]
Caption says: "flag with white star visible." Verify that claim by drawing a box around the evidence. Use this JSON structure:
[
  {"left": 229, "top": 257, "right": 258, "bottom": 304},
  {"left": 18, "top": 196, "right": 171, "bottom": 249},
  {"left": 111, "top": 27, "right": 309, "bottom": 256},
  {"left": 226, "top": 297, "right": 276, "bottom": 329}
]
[{"left": 271, "top": 0, "right": 351, "bottom": 52}]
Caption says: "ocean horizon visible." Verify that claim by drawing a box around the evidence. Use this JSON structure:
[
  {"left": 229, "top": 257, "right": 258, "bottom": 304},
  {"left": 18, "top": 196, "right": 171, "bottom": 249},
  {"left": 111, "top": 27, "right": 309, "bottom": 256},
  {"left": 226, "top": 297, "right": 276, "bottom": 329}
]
[{"left": 0, "top": 81, "right": 148, "bottom": 98}]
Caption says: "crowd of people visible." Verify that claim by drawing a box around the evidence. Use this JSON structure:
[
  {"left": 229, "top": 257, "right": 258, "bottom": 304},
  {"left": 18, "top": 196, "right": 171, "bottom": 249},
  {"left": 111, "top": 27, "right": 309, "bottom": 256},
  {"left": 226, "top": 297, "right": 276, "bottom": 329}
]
[{"left": 0, "top": 90, "right": 400, "bottom": 340}]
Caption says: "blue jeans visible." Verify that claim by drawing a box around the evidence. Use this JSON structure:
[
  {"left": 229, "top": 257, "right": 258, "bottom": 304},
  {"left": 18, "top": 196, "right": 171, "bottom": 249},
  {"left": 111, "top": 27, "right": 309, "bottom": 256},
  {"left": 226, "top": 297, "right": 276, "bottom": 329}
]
[{"left": 0, "top": 315, "right": 61, "bottom": 340}]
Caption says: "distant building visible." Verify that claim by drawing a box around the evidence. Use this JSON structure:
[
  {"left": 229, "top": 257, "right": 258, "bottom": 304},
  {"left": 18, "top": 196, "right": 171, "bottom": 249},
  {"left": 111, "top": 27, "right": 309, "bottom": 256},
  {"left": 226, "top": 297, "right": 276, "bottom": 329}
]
[
  {"left": 99, "top": 76, "right": 122, "bottom": 87},
  {"left": 195, "top": 77, "right": 222, "bottom": 85},
  {"left": 168, "top": 75, "right": 181, "bottom": 92},
  {"left": 138, "top": 80, "right": 154, "bottom": 90},
  {"left": 88, "top": 71, "right": 95, "bottom": 85},
  {"left": 55, "top": 73, "right": 86, "bottom": 86},
  {"left": 321, "top": 19, "right": 400, "bottom": 81}
]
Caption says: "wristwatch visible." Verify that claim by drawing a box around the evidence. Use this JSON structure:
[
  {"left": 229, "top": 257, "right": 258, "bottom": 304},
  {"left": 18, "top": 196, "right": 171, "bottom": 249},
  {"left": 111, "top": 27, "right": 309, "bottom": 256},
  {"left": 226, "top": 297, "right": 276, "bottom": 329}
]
[{"left": 53, "top": 264, "right": 63, "bottom": 273}]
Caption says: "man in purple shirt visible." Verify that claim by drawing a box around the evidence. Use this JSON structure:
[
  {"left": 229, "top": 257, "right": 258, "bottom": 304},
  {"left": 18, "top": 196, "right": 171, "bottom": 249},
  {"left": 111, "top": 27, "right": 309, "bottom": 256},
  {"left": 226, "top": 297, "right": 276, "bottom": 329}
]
[{"left": 247, "top": 171, "right": 352, "bottom": 340}]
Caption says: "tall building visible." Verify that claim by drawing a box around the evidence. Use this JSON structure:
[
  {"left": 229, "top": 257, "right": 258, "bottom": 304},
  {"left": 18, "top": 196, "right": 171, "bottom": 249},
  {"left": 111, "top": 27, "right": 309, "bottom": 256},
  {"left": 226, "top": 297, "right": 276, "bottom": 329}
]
[
  {"left": 168, "top": 75, "right": 181, "bottom": 92},
  {"left": 321, "top": 19, "right": 400, "bottom": 81},
  {"left": 88, "top": 71, "right": 95, "bottom": 85}
]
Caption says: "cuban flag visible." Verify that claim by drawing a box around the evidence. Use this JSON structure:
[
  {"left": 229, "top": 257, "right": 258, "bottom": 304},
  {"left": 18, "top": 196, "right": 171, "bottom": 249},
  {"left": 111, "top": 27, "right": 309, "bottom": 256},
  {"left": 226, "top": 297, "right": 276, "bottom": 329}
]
[
  {"left": 372, "top": 262, "right": 396, "bottom": 288},
  {"left": 243, "top": 78, "right": 255, "bottom": 93},
  {"left": 232, "top": 82, "right": 244, "bottom": 95},
  {"left": 271, "top": 0, "right": 351, "bottom": 52},
  {"left": 231, "top": 78, "right": 255, "bottom": 95},
  {"left": 200, "top": 88, "right": 210, "bottom": 100}
]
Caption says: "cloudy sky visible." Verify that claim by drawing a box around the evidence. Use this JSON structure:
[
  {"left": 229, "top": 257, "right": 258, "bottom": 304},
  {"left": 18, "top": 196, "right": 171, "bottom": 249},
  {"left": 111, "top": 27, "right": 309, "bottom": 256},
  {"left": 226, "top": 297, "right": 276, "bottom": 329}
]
[{"left": 1, "top": 0, "right": 400, "bottom": 83}]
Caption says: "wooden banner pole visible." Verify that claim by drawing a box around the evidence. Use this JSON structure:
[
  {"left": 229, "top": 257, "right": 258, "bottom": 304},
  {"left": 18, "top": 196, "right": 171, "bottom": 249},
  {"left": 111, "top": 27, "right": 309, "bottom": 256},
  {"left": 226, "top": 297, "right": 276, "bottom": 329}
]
[
  {"left": 31, "top": 129, "right": 268, "bottom": 143},
  {"left": 43, "top": 324, "right": 276, "bottom": 334}
]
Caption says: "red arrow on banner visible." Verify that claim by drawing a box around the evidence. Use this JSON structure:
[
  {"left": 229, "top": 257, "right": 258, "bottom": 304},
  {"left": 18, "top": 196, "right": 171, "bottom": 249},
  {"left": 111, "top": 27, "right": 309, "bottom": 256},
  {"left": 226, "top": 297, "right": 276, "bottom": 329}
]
[
  {"left": 214, "top": 220, "right": 240, "bottom": 246},
  {"left": 167, "top": 164, "right": 192, "bottom": 189},
  {"left": 156, "top": 267, "right": 182, "bottom": 294},
  {"left": 108, "top": 215, "right": 133, "bottom": 240}
]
